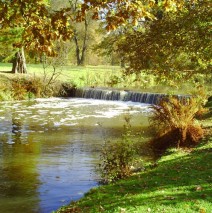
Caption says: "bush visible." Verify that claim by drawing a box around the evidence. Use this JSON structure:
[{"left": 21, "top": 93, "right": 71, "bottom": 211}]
[
  {"left": 24, "top": 76, "right": 44, "bottom": 97},
  {"left": 10, "top": 76, "right": 66, "bottom": 100},
  {"left": 0, "top": 90, "right": 13, "bottom": 101},
  {"left": 99, "top": 117, "right": 137, "bottom": 183},
  {"left": 11, "top": 78, "right": 29, "bottom": 100},
  {"left": 58, "top": 82, "right": 77, "bottom": 97},
  {"left": 0, "top": 75, "right": 13, "bottom": 101},
  {"left": 100, "top": 140, "right": 135, "bottom": 183},
  {"left": 149, "top": 97, "right": 204, "bottom": 151}
]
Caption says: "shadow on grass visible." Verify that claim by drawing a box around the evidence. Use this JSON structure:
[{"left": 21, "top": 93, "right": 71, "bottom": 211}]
[
  {"left": 60, "top": 142, "right": 212, "bottom": 212},
  {"left": 0, "top": 71, "right": 12, "bottom": 74}
]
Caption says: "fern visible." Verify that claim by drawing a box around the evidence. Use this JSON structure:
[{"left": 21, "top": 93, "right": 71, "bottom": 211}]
[{"left": 150, "top": 97, "right": 204, "bottom": 150}]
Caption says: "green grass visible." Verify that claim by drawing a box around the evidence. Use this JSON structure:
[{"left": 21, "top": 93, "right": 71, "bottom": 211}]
[
  {"left": 1, "top": 62, "right": 211, "bottom": 212},
  {"left": 56, "top": 134, "right": 212, "bottom": 213},
  {"left": 0, "top": 63, "right": 123, "bottom": 87},
  {"left": 1, "top": 63, "right": 211, "bottom": 96}
]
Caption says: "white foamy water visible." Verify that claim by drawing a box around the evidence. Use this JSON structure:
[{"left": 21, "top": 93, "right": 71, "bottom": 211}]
[{"left": 5, "top": 98, "right": 150, "bottom": 128}]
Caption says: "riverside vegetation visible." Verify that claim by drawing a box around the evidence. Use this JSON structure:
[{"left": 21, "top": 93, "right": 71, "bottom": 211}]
[
  {"left": 57, "top": 100, "right": 212, "bottom": 213},
  {"left": 0, "top": 63, "right": 211, "bottom": 102},
  {"left": 0, "top": 63, "right": 211, "bottom": 212},
  {"left": 55, "top": 89, "right": 212, "bottom": 212},
  {"left": 56, "top": 138, "right": 212, "bottom": 213}
]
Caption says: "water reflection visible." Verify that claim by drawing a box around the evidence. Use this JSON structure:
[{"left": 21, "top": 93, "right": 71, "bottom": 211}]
[
  {"left": 0, "top": 141, "right": 41, "bottom": 213},
  {"left": 0, "top": 98, "right": 151, "bottom": 212}
]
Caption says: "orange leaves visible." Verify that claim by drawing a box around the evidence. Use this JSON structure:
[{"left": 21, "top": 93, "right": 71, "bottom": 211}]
[
  {"left": 80, "top": 0, "right": 158, "bottom": 32},
  {"left": 105, "top": 24, "right": 116, "bottom": 31},
  {"left": 149, "top": 97, "right": 204, "bottom": 150},
  {"left": 0, "top": 0, "right": 200, "bottom": 57},
  {"left": 80, "top": 0, "right": 192, "bottom": 31},
  {"left": 0, "top": 0, "right": 74, "bottom": 56},
  {"left": 92, "top": 11, "right": 99, "bottom": 20}
]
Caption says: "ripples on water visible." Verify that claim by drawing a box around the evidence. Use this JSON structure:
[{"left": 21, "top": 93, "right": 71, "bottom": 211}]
[{"left": 0, "top": 98, "right": 151, "bottom": 213}]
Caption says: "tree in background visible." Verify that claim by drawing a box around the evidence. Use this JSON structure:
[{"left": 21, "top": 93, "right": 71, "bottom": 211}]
[
  {"left": 0, "top": 0, "right": 207, "bottom": 72},
  {"left": 116, "top": 0, "right": 211, "bottom": 82},
  {"left": 0, "top": 27, "right": 28, "bottom": 73},
  {"left": 66, "top": 0, "right": 101, "bottom": 66},
  {"left": 42, "top": 0, "right": 102, "bottom": 66},
  {"left": 0, "top": 0, "right": 73, "bottom": 73}
]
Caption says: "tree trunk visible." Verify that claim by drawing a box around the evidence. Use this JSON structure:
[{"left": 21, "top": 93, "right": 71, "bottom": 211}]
[
  {"left": 12, "top": 47, "right": 27, "bottom": 74},
  {"left": 74, "top": 34, "right": 82, "bottom": 65},
  {"left": 80, "top": 18, "right": 88, "bottom": 66},
  {"left": 73, "top": 17, "right": 88, "bottom": 66},
  {"left": 120, "top": 56, "right": 125, "bottom": 68}
]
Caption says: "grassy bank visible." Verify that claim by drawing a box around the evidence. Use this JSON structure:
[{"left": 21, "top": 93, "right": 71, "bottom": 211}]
[
  {"left": 1, "top": 63, "right": 211, "bottom": 212},
  {"left": 56, "top": 129, "right": 212, "bottom": 213},
  {"left": 1, "top": 63, "right": 211, "bottom": 96}
]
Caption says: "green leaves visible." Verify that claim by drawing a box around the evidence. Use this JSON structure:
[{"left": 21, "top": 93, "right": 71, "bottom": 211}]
[{"left": 116, "top": 0, "right": 211, "bottom": 80}]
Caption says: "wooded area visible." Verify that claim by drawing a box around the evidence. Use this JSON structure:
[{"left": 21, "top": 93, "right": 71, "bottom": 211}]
[{"left": 0, "top": 0, "right": 210, "bottom": 79}]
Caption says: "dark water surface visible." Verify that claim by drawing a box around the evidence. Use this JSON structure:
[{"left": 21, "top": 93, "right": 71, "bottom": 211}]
[{"left": 0, "top": 98, "right": 151, "bottom": 213}]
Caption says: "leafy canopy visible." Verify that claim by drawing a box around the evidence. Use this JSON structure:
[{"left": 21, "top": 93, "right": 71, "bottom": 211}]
[
  {"left": 82, "top": 0, "right": 196, "bottom": 30},
  {"left": 0, "top": 0, "right": 195, "bottom": 55},
  {"left": 95, "top": 0, "right": 211, "bottom": 81},
  {"left": 0, "top": 0, "right": 73, "bottom": 55}
]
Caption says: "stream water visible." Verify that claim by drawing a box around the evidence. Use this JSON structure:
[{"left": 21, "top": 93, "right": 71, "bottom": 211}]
[{"left": 0, "top": 98, "right": 151, "bottom": 213}]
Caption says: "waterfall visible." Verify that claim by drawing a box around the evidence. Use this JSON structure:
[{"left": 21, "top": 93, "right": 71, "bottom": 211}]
[{"left": 74, "top": 88, "right": 190, "bottom": 105}]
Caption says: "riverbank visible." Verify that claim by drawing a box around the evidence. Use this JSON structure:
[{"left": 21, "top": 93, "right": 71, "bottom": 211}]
[
  {"left": 56, "top": 117, "right": 212, "bottom": 213},
  {"left": 1, "top": 63, "right": 211, "bottom": 212},
  {"left": 1, "top": 63, "right": 212, "bottom": 97}
]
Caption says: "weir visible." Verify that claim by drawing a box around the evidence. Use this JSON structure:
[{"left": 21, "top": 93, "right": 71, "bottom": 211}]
[{"left": 74, "top": 88, "right": 190, "bottom": 105}]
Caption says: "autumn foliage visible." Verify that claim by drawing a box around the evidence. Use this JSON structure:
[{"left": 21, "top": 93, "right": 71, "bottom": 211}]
[
  {"left": 150, "top": 97, "right": 204, "bottom": 151},
  {"left": 0, "top": 0, "right": 73, "bottom": 55}
]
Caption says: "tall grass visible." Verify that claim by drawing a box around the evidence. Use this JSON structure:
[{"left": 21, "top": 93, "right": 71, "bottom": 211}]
[{"left": 0, "top": 73, "right": 75, "bottom": 101}]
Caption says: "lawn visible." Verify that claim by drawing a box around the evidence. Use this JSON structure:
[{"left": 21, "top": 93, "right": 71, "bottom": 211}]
[
  {"left": 56, "top": 133, "right": 212, "bottom": 213},
  {"left": 1, "top": 63, "right": 211, "bottom": 96},
  {"left": 0, "top": 63, "right": 123, "bottom": 88}
]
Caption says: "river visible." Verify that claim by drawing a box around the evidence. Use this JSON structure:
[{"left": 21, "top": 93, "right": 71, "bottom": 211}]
[{"left": 0, "top": 98, "right": 151, "bottom": 213}]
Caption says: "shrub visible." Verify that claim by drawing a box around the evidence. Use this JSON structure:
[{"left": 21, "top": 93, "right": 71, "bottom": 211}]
[
  {"left": 24, "top": 76, "right": 44, "bottom": 97},
  {"left": 100, "top": 139, "right": 135, "bottom": 183},
  {"left": 0, "top": 90, "right": 13, "bottom": 101},
  {"left": 58, "top": 82, "right": 77, "bottom": 97},
  {"left": 10, "top": 75, "right": 66, "bottom": 100},
  {"left": 11, "top": 78, "right": 28, "bottom": 100},
  {"left": 149, "top": 97, "right": 204, "bottom": 151},
  {"left": 99, "top": 116, "right": 137, "bottom": 183}
]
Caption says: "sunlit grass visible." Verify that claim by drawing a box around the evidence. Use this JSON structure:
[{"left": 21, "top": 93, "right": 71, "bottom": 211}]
[
  {"left": 56, "top": 137, "right": 212, "bottom": 213},
  {"left": 0, "top": 63, "right": 211, "bottom": 96}
]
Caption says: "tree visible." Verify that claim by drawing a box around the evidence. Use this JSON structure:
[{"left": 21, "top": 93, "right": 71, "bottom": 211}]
[
  {"left": 0, "top": 0, "right": 73, "bottom": 73},
  {"left": 115, "top": 0, "right": 211, "bottom": 81},
  {"left": 68, "top": 0, "right": 90, "bottom": 66},
  {"left": 0, "top": 0, "right": 199, "bottom": 73},
  {"left": 0, "top": 27, "right": 27, "bottom": 73},
  {"left": 11, "top": 47, "right": 27, "bottom": 74},
  {"left": 80, "top": 0, "right": 194, "bottom": 29},
  {"left": 58, "top": 0, "right": 101, "bottom": 66},
  {"left": 94, "top": 30, "right": 126, "bottom": 66}
]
